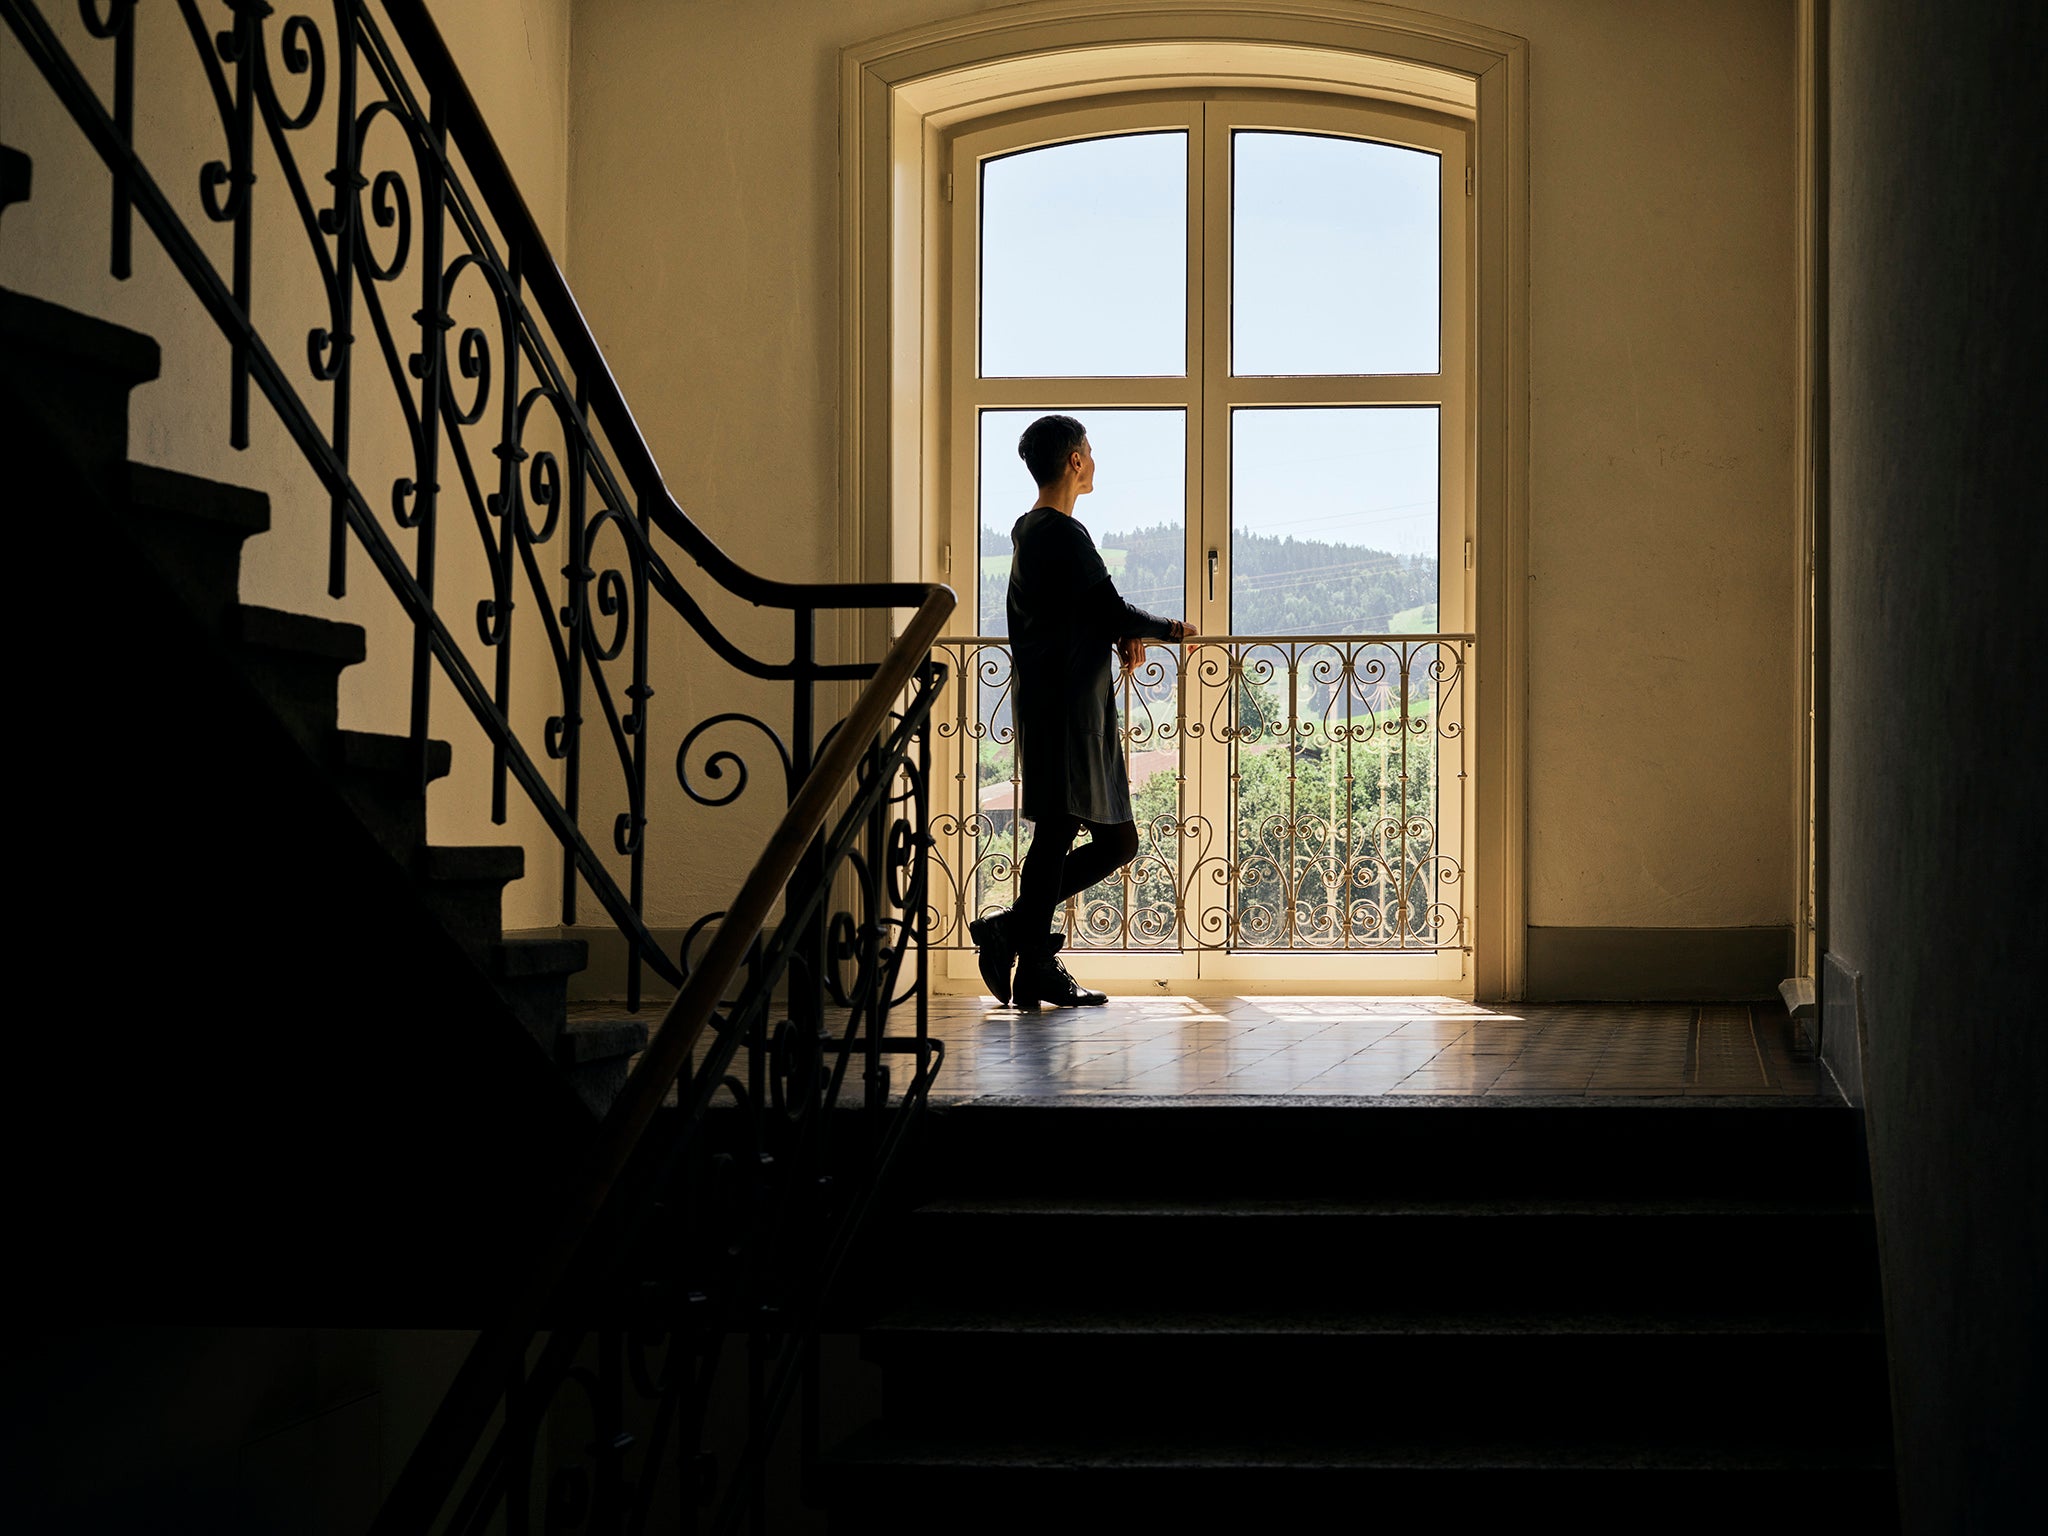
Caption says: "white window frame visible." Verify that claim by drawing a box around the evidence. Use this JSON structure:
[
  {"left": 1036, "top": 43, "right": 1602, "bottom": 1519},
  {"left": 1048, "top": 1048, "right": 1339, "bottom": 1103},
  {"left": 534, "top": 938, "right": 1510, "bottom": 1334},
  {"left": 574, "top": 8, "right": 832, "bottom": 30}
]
[
  {"left": 944, "top": 94, "right": 1471, "bottom": 990},
  {"left": 839, "top": 7, "right": 1530, "bottom": 999}
]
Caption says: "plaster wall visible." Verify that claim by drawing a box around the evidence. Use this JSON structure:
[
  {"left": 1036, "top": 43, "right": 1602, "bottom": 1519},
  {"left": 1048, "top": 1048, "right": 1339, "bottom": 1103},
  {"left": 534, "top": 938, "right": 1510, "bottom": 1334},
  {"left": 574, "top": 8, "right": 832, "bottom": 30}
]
[
  {"left": 1826, "top": 0, "right": 2047, "bottom": 1524},
  {"left": 0, "top": 0, "right": 575, "bottom": 928},
  {"left": 569, "top": 0, "right": 1799, "bottom": 947}
]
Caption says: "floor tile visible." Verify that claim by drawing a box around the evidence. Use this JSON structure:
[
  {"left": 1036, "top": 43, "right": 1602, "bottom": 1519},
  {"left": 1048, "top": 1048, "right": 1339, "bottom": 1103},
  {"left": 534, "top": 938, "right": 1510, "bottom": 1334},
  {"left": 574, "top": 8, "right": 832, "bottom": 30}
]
[{"left": 666, "top": 997, "right": 1841, "bottom": 1103}]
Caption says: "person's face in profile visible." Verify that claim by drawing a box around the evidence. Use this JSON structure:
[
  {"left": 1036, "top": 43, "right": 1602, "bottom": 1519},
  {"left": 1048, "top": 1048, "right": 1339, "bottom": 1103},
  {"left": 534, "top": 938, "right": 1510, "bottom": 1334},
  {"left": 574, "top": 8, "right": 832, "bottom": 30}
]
[{"left": 1072, "top": 437, "right": 1096, "bottom": 496}]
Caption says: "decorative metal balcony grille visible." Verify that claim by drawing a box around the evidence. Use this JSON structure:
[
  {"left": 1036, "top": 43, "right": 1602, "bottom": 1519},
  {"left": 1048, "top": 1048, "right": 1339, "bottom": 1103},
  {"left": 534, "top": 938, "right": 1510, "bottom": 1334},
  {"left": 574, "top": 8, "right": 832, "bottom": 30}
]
[{"left": 929, "top": 633, "right": 1472, "bottom": 958}]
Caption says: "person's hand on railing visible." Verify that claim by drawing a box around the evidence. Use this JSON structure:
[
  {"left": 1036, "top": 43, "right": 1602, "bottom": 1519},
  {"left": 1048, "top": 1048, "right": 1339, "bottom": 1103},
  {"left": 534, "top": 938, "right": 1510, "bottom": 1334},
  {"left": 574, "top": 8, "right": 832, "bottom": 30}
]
[{"left": 1119, "top": 618, "right": 1197, "bottom": 674}]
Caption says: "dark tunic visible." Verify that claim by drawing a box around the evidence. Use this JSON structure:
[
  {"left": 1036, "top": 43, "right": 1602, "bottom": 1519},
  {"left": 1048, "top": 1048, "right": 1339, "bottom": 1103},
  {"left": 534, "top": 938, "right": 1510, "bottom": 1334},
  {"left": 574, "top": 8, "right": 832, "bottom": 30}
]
[{"left": 1007, "top": 506, "right": 1180, "bottom": 825}]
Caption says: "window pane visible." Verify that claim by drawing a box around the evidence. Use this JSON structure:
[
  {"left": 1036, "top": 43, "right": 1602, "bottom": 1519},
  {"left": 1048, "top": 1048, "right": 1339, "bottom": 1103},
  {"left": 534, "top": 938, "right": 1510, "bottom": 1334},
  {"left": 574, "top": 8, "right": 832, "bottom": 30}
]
[
  {"left": 1230, "top": 407, "right": 1439, "bottom": 635},
  {"left": 1233, "top": 132, "right": 1439, "bottom": 376},
  {"left": 1229, "top": 409, "right": 1446, "bottom": 953},
  {"left": 978, "top": 409, "right": 1186, "bottom": 636},
  {"left": 981, "top": 134, "right": 1186, "bottom": 377}
]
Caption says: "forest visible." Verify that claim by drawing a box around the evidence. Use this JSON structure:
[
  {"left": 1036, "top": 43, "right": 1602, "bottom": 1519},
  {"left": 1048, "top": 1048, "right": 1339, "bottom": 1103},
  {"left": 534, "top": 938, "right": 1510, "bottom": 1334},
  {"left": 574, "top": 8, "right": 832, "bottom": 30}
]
[{"left": 980, "top": 521, "right": 1439, "bottom": 637}]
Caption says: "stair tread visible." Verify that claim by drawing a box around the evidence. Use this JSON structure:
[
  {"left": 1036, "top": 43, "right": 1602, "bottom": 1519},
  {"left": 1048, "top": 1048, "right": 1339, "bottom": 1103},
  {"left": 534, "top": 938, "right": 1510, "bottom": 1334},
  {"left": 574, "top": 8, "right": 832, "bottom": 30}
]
[
  {"left": 335, "top": 729, "right": 453, "bottom": 784},
  {"left": 931, "top": 1097, "right": 1859, "bottom": 1117},
  {"left": 128, "top": 462, "right": 270, "bottom": 534},
  {"left": 559, "top": 1015, "right": 651, "bottom": 1063},
  {"left": 237, "top": 604, "right": 367, "bottom": 664},
  {"left": 417, "top": 844, "right": 524, "bottom": 883},
  {"left": 871, "top": 1306, "right": 1882, "bottom": 1338},
  {"left": 829, "top": 1426, "right": 1892, "bottom": 1473},
  {"left": 0, "top": 284, "right": 160, "bottom": 384},
  {"left": 0, "top": 146, "right": 29, "bottom": 211},
  {"left": 496, "top": 937, "right": 588, "bottom": 978},
  {"left": 914, "top": 1195, "right": 1872, "bottom": 1219}
]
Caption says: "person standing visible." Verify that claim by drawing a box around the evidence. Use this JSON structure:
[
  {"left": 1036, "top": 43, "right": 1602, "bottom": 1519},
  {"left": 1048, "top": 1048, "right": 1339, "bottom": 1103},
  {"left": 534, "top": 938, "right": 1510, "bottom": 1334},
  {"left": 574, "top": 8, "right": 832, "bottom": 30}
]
[{"left": 970, "top": 416, "right": 1196, "bottom": 1008}]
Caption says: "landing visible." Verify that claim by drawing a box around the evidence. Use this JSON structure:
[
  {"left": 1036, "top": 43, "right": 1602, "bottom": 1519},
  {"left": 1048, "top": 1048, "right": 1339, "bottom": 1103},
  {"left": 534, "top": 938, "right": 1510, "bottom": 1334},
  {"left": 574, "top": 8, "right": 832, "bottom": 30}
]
[
  {"left": 588, "top": 995, "right": 1827, "bottom": 1106},
  {"left": 918, "top": 997, "right": 1823, "bottom": 1102}
]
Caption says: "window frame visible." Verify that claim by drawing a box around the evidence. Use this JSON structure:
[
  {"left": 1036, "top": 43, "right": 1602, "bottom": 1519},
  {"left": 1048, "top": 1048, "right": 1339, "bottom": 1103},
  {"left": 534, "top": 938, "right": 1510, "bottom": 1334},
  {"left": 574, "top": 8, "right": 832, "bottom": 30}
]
[
  {"left": 838, "top": 7, "right": 1531, "bottom": 1000},
  {"left": 947, "top": 92, "right": 1471, "bottom": 645},
  {"left": 942, "top": 91, "right": 1474, "bottom": 987}
]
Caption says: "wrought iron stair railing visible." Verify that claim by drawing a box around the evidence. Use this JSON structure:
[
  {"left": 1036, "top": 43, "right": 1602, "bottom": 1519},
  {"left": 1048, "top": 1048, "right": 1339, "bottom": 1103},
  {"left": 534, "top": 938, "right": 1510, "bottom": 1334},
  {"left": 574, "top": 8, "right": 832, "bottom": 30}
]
[{"left": 3, "top": 1, "right": 955, "bottom": 1528}]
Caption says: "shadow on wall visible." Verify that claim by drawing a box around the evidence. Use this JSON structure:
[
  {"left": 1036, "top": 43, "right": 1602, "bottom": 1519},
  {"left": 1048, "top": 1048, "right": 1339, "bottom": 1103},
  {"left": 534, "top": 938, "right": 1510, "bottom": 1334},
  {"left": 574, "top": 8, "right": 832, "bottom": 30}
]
[{"left": 1825, "top": 0, "right": 2048, "bottom": 1528}]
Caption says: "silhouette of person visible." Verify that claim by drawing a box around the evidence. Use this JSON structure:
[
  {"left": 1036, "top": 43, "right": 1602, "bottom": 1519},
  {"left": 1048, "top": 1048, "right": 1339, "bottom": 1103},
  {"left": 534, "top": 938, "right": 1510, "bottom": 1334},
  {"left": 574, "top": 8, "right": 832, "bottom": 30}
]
[{"left": 971, "top": 415, "right": 1196, "bottom": 1008}]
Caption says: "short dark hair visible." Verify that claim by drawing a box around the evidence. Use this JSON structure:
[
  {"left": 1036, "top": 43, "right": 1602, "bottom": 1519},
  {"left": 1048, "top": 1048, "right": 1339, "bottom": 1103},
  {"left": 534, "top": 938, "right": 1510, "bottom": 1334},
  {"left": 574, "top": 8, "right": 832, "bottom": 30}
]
[{"left": 1018, "top": 414, "right": 1088, "bottom": 488}]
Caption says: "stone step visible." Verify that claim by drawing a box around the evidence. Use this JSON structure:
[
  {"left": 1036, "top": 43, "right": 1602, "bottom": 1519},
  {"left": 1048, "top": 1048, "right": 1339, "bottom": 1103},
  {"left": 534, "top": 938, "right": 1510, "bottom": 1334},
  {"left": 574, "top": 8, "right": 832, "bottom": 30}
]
[
  {"left": 412, "top": 845, "right": 526, "bottom": 948},
  {"left": 495, "top": 937, "right": 589, "bottom": 980},
  {"left": 334, "top": 728, "right": 453, "bottom": 785},
  {"left": 417, "top": 844, "right": 525, "bottom": 884},
  {"left": 887, "top": 1195, "right": 1881, "bottom": 1314},
  {"left": 558, "top": 1015, "right": 652, "bottom": 1117},
  {"left": 0, "top": 284, "right": 159, "bottom": 501},
  {"left": 119, "top": 464, "right": 270, "bottom": 632},
  {"left": 559, "top": 1014, "right": 651, "bottom": 1065},
  {"left": 237, "top": 603, "right": 367, "bottom": 664},
  {"left": 826, "top": 1431, "right": 1898, "bottom": 1533},
  {"left": 0, "top": 146, "right": 30, "bottom": 224},
  {"left": 866, "top": 1309, "right": 1891, "bottom": 1446},
  {"left": 328, "top": 731, "right": 452, "bottom": 865},
  {"left": 492, "top": 939, "right": 590, "bottom": 1057},
  {"left": 127, "top": 462, "right": 271, "bottom": 536},
  {"left": 910, "top": 1099, "right": 1872, "bottom": 1201},
  {"left": 0, "top": 283, "right": 158, "bottom": 383},
  {"left": 233, "top": 604, "right": 366, "bottom": 742}
]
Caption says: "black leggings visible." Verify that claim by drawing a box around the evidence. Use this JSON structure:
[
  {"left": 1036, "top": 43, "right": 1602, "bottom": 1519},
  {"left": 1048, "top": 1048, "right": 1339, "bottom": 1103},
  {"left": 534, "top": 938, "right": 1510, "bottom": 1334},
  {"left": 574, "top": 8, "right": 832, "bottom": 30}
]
[{"left": 1010, "top": 815, "right": 1141, "bottom": 949}]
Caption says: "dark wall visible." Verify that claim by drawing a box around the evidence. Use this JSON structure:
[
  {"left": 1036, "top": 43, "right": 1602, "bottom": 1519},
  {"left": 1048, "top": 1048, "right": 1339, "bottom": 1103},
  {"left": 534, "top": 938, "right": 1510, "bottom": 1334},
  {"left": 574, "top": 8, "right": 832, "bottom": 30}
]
[{"left": 1827, "top": 1, "right": 2048, "bottom": 1527}]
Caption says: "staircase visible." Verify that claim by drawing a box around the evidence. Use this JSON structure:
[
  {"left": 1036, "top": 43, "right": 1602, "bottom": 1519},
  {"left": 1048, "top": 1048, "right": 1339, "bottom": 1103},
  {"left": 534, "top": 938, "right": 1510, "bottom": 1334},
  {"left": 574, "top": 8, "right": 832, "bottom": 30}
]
[
  {"left": 829, "top": 1099, "right": 1896, "bottom": 1531},
  {"left": 6, "top": 0, "right": 961, "bottom": 1504},
  {"left": 2, "top": 271, "right": 651, "bottom": 1316},
  {"left": 4, "top": 280, "right": 645, "bottom": 1109}
]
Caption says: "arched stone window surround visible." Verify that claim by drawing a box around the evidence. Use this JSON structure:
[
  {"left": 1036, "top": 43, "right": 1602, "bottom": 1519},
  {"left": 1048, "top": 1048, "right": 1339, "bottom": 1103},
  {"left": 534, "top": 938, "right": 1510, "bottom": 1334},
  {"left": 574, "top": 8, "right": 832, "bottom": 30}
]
[{"left": 839, "top": 1, "right": 1529, "bottom": 998}]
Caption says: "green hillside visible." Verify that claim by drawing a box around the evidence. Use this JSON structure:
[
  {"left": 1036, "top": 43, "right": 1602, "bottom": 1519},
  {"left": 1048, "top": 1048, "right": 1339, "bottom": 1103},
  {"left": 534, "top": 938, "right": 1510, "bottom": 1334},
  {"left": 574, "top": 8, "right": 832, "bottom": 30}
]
[{"left": 980, "top": 521, "right": 1438, "bottom": 637}]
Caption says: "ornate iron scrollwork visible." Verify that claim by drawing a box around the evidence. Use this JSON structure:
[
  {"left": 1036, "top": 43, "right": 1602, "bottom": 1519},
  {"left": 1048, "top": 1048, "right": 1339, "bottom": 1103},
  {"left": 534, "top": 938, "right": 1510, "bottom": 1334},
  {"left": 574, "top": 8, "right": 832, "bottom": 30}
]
[
  {"left": 6, "top": 3, "right": 953, "bottom": 1529},
  {"left": 927, "top": 633, "right": 1471, "bottom": 956}
]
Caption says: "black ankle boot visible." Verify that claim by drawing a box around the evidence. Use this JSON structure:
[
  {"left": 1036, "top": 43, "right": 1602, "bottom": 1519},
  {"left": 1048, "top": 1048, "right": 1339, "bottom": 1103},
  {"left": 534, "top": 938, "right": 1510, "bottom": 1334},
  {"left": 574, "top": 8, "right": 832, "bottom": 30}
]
[
  {"left": 1013, "top": 936, "right": 1107, "bottom": 1010},
  {"left": 967, "top": 912, "right": 1019, "bottom": 1005}
]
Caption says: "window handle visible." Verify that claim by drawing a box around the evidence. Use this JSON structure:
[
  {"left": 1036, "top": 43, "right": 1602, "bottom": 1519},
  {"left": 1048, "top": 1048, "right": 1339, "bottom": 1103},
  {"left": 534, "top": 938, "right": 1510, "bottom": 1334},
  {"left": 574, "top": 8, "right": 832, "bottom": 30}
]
[{"left": 1207, "top": 547, "right": 1218, "bottom": 604}]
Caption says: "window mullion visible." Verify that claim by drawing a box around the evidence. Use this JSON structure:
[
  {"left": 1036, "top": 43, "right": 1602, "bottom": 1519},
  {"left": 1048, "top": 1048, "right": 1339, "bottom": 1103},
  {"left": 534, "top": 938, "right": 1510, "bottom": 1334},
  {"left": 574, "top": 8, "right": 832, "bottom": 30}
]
[
  {"left": 964, "top": 378, "right": 1196, "bottom": 409},
  {"left": 1217, "top": 376, "right": 1447, "bottom": 408},
  {"left": 1197, "top": 101, "right": 1231, "bottom": 638}
]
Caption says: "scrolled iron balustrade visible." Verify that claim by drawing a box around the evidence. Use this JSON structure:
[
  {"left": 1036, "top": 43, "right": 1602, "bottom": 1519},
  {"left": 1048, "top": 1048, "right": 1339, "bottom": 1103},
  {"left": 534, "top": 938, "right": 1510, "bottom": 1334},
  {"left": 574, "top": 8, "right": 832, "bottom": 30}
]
[
  {"left": 382, "top": 666, "right": 947, "bottom": 1536},
  {"left": 3, "top": 1, "right": 955, "bottom": 1529},
  {"left": 928, "top": 632, "right": 1473, "bottom": 959}
]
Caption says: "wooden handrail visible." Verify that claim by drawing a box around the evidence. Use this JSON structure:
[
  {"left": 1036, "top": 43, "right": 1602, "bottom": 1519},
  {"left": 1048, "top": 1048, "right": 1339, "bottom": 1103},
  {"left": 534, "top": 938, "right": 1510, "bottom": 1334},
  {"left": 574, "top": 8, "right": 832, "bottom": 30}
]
[
  {"left": 10, "top": 2, "right": 956, "bottom": 1523},
  {"left": 340, "top": 8, "right": 960, "bottom": 1527},
  {"left": 371, "top": 588, "right": 953, "bottom": 1536},
  {"left": 556, "top": 584, "right": 955, "bottom": 1285}
]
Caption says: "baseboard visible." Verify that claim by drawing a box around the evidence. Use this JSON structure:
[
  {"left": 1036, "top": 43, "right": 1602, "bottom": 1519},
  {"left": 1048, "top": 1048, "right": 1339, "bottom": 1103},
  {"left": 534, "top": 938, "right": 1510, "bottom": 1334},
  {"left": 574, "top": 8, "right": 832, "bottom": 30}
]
[
  {"left": 1524, "top": 925, "right": 1794, "bottom": 1001},
  {"left": 1820, "top": 951, "right": 1866, "bottom": 1107}
]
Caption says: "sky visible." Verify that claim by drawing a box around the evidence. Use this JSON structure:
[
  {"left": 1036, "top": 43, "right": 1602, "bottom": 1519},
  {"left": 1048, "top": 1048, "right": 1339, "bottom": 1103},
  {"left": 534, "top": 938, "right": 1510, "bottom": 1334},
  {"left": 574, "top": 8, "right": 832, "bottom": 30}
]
[{"left": 976, "top": 127, "right": 1442, "bottom": 605}]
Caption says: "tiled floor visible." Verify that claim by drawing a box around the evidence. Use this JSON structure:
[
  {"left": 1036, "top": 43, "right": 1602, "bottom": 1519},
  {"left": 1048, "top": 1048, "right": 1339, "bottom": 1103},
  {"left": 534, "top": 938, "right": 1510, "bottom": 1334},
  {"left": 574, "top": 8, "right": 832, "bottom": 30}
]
[
  {"left": 599, "top": 993, "right": 1826, "bottom": 1102},
  {"left": 909, "top": 994, "right": 1822, "bottom": 1100}
]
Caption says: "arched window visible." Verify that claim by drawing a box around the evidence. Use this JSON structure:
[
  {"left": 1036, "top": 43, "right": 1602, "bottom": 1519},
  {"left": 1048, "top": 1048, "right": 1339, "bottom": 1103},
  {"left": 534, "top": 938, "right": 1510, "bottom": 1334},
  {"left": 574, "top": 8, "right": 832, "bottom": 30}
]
[
  {"left": 840, "top": 8, "right": 1529, "bottom": 996},
  {"left": 942, "top": 94, "right": 1473, "bottom": 986},
  {"left": 953, "top": 97, "right": 1467, "bottom": 639}
]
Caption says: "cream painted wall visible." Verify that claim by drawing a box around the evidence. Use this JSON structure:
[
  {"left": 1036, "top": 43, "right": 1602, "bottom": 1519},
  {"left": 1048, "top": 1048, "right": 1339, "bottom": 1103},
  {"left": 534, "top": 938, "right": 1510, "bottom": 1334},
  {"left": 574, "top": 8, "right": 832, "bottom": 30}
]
[
  {"left": 569, "top": 0, "right": 1797, "bottom": 938},
  {"left": 2, "top": 0, "right": 576, "bottom": 928},
  {"left": 1508, "top": 0, "right": 1795, "bottom": 928}
]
